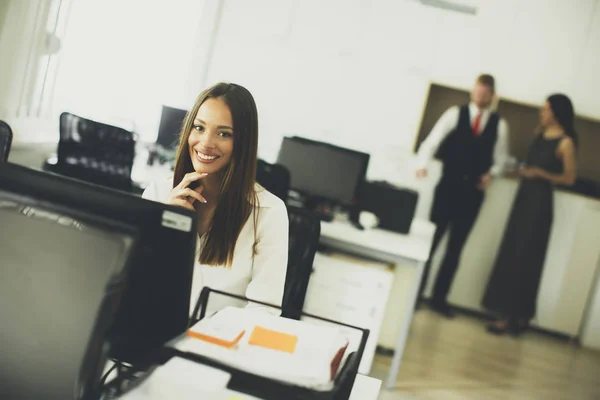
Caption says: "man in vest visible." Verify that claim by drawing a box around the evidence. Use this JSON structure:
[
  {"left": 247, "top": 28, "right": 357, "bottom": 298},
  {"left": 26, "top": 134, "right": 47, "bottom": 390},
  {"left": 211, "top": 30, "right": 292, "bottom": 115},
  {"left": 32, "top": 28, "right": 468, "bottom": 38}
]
[{"left": 416, "top": 74, "right": 510, "bottom": 318}]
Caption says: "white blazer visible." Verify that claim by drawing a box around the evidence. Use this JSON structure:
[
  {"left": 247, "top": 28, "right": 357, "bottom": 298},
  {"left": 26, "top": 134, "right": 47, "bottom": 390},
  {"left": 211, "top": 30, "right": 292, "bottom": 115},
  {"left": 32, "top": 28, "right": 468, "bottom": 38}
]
[{"left": 142, "top": 178, "right": 289, "bottom": 316}]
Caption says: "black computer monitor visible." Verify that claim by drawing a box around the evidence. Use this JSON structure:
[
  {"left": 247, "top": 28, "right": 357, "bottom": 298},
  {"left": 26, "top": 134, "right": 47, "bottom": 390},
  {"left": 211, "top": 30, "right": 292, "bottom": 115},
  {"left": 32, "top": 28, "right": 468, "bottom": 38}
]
[
  {"left": 0, "top": 183, "right": 138, "bottom": 399},
  {"left": 276, "top": 137, "right": 370, "bottom": 206},
  {"left": 0, "top": 163, "right": 197, "bottom": 366},
  {"left": 156, "top": 105, "right": 188, "bottom": 149}
]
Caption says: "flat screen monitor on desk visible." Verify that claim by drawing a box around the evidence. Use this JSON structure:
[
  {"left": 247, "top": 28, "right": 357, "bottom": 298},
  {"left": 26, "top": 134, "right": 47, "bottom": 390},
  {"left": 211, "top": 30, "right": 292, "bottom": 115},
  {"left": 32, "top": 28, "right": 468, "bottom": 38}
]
[
  {"left": 0, "top": 182, "right": 138, "bottom": 399},
  {"left": 276, "top": 137, "right": 370, "bottom": 207},
  {"left": 0, "top": 163, "right": 197, "bottom": 367},
  {"left": 156, "top": 105, "right": 188, "bottom": 150}
]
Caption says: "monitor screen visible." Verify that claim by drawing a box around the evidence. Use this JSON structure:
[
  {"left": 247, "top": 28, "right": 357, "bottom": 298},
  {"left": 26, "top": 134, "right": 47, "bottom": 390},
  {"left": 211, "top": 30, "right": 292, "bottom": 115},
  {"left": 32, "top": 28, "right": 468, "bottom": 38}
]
[
  {"left": 0, "top": 163, "right": 197, "bottom": 366},
  {"left": 0, "top": 190, "right": 137, "bottom": 400},
  {"left": 276, "top": 137, "right": 369, "bottom": 205},
  {"left": 156, "top": 105, "right": 188, "bottom": 149}
]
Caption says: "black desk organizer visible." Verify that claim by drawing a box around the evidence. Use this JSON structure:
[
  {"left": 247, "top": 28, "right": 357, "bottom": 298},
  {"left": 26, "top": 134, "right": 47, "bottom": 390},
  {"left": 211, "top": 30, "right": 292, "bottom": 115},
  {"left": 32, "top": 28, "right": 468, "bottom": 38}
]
[{"left": 169, "top": 287, "right": 370, "bottom": 400}]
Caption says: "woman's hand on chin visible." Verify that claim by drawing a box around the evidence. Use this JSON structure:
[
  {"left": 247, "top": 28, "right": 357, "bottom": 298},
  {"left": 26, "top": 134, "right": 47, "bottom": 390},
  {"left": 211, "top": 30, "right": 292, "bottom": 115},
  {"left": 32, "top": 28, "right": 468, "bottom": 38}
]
[{"left": 167, "top": 172, "right": 208, "bottom": 211}]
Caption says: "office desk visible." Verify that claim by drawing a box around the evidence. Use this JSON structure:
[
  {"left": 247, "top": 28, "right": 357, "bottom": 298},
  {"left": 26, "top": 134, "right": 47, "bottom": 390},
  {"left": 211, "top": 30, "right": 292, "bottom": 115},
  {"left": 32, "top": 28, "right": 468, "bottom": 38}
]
[
  {"left": 349, "top": 374, "right": 382, "bottom": 400},
  {"left": 319, "top": 219, "right": 435, "bottom": 390}
]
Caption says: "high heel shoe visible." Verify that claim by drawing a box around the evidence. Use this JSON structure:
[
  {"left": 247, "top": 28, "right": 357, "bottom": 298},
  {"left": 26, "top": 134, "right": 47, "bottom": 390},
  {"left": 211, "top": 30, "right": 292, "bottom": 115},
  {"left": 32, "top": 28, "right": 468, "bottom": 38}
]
[
  {"left": 510, "top": 319, "right": 529, "bottom": 337},
  {"left": 486, "top": 320, "right": 509, "bottom": 335}
]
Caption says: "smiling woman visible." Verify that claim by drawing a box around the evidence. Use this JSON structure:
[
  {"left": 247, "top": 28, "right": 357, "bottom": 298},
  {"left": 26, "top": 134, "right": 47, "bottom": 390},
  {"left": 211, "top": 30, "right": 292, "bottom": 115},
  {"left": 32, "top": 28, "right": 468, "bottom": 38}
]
[
  {"left": 188, "top": 98, "right": 235, "bottom": 175},
  {"left": 142, "top": 82, "right": 289, "bottom": 316}
]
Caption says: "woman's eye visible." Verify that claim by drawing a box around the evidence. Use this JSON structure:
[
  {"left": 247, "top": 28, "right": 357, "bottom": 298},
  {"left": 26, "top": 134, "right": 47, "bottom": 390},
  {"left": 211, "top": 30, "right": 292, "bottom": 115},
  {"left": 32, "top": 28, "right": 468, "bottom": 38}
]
[
  {"left": 219, "top": 131, "right": 232, "bottom": 138},
  {"left": 193, "top": 124, "right": 204, "bottom": 132}
]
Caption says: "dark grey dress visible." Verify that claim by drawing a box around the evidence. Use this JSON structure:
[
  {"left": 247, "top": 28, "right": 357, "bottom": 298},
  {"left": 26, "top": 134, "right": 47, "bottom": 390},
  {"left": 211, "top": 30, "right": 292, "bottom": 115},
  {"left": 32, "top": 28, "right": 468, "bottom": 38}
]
[{"left": 482, "top": 134, "right": 565, "bottom": 319}]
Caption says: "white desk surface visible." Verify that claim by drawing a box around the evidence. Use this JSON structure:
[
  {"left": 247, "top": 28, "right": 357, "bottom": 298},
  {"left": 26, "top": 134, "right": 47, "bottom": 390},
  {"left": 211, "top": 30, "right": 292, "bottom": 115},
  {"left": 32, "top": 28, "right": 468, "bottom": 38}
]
[
  {"left": 320, "top": 218, "right": 435, "bottom": 264},
  {"left": 349, "top": 374, "right": 382, "bottom": 400}
]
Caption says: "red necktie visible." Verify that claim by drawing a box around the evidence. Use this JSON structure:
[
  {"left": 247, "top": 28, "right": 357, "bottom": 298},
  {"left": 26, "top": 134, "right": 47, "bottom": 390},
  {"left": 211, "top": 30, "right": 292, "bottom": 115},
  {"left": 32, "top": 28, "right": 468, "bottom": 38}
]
[{"left": 472, "top": 111, "right": 482, "bottom": 135}]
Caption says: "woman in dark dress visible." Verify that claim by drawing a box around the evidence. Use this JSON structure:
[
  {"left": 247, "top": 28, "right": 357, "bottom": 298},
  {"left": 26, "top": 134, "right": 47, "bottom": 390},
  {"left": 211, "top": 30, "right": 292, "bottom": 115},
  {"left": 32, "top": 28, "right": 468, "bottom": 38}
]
[{"left": 482, "top": 94, "right": 578, "bottom": 335}]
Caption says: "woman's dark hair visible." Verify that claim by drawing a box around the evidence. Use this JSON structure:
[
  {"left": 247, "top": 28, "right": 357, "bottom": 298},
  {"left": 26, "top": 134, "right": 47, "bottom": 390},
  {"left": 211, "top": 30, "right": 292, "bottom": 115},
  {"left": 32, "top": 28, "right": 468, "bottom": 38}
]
[
  {"left": 547, "top": 93, "right": 577, "bottom": 146},
  {"left": 173, "top": 82, "right": 259, "bottom": 266}
]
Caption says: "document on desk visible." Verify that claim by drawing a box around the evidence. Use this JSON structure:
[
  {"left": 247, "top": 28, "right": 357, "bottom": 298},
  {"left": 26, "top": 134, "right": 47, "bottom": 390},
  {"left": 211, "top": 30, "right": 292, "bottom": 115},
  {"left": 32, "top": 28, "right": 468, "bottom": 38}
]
[{"left": 175, "top": 307, "right": 350, "bottom": 391}]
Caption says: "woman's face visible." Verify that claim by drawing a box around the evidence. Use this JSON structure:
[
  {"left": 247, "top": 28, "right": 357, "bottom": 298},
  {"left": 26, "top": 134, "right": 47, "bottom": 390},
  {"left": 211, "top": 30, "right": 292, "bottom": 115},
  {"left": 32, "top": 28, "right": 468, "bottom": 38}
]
[
  {"left": 539, "top": 101, "right": 556, "bottom": 128},
  {"left": 188, "top": 98, "right": 234, "bottom": 175}
]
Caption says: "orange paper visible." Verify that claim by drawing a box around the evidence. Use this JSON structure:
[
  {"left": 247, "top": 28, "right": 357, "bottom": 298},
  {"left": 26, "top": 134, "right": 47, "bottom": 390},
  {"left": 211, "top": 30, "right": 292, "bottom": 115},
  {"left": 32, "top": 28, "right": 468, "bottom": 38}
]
[
  {"left": 187, "top": 329, "right": 245, "bottom": 349},
  {"left": 248, "top": 326, "right": 298, "bottom": 354}
]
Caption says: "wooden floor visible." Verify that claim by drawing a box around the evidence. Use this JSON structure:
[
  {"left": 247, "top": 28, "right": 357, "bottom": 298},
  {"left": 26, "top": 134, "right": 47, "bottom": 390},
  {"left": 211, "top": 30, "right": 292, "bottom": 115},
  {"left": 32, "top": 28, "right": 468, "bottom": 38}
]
[{"left": 369, "top": 309, "right": 600, "bottom": 400}]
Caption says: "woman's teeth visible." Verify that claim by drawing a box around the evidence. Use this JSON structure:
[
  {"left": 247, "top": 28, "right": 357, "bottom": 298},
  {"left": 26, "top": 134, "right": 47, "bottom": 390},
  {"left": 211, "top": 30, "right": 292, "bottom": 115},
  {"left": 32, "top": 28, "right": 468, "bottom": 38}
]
[{"left": 197, "top": 151, "right": 217, "bottom": 160}]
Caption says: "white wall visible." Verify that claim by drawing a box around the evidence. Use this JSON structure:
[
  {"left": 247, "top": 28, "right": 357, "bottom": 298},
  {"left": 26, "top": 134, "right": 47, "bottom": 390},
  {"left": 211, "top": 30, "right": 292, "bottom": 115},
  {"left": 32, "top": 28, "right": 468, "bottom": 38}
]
[
  {"left": 0, "top": 0, "right": 51, "bottom": 120},
  {"left": 0, "top": 0, "right": 217, "bottom": 144},
  {"left": 0, "top": 1, "right": 10, "bottom": 34},
  {"left": 3, "top": 0, "right": 599, "bottom": 151},
  {"left": 192, "top": 0, "right": 600, "bottom": 186}
]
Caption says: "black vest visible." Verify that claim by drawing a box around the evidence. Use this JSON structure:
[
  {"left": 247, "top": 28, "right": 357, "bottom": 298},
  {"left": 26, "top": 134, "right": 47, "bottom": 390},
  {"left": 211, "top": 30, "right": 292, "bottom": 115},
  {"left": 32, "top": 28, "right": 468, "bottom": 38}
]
[{"left": 437, "top": 105, "right": 499, "bottom": 184}]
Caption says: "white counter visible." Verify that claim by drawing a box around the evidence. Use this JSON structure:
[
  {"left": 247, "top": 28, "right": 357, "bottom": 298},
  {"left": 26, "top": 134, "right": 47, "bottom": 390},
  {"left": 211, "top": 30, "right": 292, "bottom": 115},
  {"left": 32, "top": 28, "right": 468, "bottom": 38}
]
[{"left": 421, "top": 177, "right": 600, "bottom": 337}]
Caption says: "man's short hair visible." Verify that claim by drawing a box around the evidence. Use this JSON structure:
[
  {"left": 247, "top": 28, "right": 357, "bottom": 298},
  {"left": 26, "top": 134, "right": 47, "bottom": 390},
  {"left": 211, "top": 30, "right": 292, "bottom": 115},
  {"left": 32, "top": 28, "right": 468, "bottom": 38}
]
[{"left": 476, "top": 74, "right": 495, "bottom": 92}]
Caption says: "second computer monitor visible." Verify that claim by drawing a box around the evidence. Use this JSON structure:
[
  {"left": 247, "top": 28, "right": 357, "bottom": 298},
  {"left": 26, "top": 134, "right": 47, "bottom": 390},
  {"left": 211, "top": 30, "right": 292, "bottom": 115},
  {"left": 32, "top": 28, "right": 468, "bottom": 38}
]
[
  {"left": 276, "top": 137, "right": 369, "bottom": 206},
  {"left": 156, "top": 105, "right": 188, "bottom": 149}
]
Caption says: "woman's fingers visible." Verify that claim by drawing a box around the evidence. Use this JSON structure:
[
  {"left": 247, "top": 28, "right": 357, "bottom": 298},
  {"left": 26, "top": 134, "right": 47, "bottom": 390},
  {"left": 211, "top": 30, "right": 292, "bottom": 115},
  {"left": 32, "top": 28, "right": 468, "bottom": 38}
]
[
  {"left": 168, "top": 172, "right": 209, "bottom": 210},
  {"left": 180, "top": 187, "right": 207, "bottom": 204},
  {"left": 176, "top": 172, "right": 208, "bottom": 190}
]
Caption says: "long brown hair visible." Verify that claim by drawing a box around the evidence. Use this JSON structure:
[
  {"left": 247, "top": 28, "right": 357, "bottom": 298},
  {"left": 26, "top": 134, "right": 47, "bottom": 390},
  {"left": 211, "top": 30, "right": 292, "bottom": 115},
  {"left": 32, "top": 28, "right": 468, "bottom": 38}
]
[{"left": 173, "top": 83, "right": 259, "bottom": 266}]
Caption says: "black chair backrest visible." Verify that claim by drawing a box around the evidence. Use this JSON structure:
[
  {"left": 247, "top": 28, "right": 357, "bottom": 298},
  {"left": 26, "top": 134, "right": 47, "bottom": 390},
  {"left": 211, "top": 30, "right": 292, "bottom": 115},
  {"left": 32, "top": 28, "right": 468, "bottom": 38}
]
[
  {"left": 282, "top": 206, "right": 321, "bottom": 320},
  {"left": 54, "top": 112, "right": 135, "bottom": 191},
  {"left": 256, "top": 159, "right": 290, "bottom": 203},
  {"left": 0, "top": 120, "right": 13, "bottom": 162}
]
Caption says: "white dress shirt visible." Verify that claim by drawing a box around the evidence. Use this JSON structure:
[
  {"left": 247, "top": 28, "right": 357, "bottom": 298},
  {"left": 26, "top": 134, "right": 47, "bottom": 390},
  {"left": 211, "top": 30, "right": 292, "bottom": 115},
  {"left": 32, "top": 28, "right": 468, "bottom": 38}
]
[
  {"left": 142, "top": 178, "right": 289, "bottom": 316},
  {"left": 416, "top": 103, "right": 510, "bottom": 177}
]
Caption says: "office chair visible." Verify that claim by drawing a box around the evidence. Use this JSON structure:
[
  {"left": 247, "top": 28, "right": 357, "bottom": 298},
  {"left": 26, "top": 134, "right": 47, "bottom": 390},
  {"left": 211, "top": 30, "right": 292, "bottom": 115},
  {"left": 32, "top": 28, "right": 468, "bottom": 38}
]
[
  {"left": 0, "top": 120, "right": 13, "bottom": 162},
  {"left": 256, "top": 159, "right": 290, "bottom": 203},
  {"left": 45, "top": 112, "right": 136, "bottom": 191},
  {"left": 282, "top": 206, "right": 321, "bottom": 320}
]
